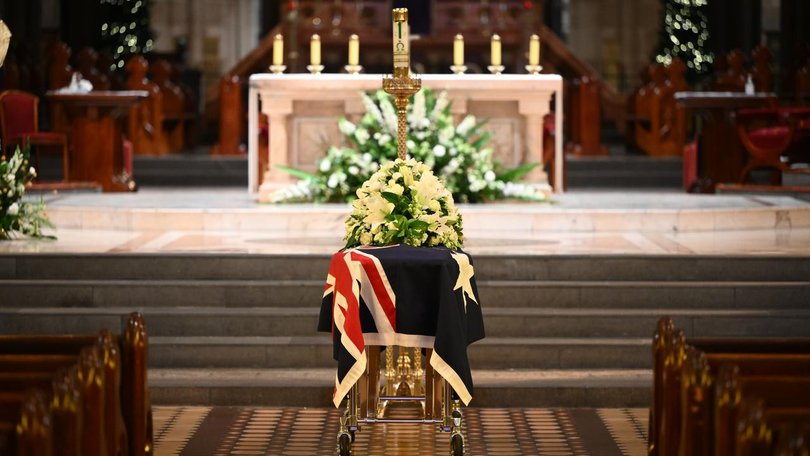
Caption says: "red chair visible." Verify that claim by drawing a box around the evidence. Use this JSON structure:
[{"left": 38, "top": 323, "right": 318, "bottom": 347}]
[
  {"left": 735, "top": 108, "right": 794, "bottom": 185},
  {"left": 0, "top": 90, "right": 70, "bottom": 181}
]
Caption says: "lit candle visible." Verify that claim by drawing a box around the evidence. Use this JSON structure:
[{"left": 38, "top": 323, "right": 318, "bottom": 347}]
[
  {"left": 272, "top": 34, "right": 284, "bottom": 66},
  {"left": 310, "top": 34, "right": 321, "bottom": 66},
  {"left": 392, "top": 8, "right": 410, "bottom": 76},
  {"left": 348, "top": 34, "right": 359, "bottom": 66},
  {"left": 453, "top": 34, "right": 464, "bottom": 67},
  {"left": 529, "top": 34, "right": 540, "bottom": 66},
  {"left": 491, "top": 34, "right": 501, "bottom": 66}
]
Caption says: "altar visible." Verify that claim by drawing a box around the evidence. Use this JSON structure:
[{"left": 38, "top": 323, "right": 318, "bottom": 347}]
[{"left": 247, "top": 73, "right": 564, "bottom": 201}]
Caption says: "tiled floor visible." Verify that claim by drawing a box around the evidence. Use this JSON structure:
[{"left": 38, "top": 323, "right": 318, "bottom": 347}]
[{"left": 152, "top": 406, "right": 648, "bottom": 456}]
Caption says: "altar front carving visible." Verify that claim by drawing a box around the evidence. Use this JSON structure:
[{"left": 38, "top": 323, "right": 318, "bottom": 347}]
[{"left": 248, "top": 73, "right": 563, "bottom": 201}]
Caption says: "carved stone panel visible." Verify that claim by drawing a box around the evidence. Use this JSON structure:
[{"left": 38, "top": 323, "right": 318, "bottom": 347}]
[
  {"left": 480, "top": 118, "right": 521, "bottom": 167},
  {"left": 293, "top": 117, "right": 343, "bottom": 171}
]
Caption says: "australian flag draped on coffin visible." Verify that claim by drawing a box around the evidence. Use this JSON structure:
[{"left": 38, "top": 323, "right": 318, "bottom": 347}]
[{"left": 318, "top": 244, "right": 485, "bottom": 408}]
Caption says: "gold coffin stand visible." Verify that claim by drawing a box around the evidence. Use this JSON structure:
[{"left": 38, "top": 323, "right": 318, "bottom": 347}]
[{"left": 336, "top": 345, "right": 465, "bottom": 455}]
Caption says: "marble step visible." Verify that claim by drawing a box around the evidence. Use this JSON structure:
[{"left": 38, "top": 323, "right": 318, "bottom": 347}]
[
  {"left": 144, "top": 336, "right": 651, "bottom": 370},
  {"left": 2, "top": 307, "right": 810, "bottom": 339},
  {"left": 148, "top": 368, "right": 652, "bottom": 408},
  {"left": 4, "top": 254, "right": 810, "bottom": 282},
  {"left": 2, "top": 279, "right": 809, "bottom": 309}
]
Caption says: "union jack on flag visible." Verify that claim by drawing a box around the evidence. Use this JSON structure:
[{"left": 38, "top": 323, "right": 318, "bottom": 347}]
[{"left": 318, "top": 245, "right": 485, "bottom": 407}]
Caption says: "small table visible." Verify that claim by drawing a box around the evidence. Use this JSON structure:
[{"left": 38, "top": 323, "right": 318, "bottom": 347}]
[
  {"left": 47, "top": 91, "right": 148, "bottom": 192},
  {"left": 675, "top": 91, "right": 777, "bottom": 192}
]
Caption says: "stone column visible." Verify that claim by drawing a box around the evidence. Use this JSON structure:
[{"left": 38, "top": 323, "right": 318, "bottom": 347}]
[
  {"left": 258, "top": 94, "right": 294, "bottom": 202},
  {"left": 518, "top": 97, "right": 551, "bottom": 184}
]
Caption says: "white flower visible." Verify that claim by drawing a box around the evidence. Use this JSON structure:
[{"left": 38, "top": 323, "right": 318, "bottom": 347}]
[
  {"left": 348, "top": 166, "right": 359, "bottom": 175},
  {"left": 362, "top": 193, "right": 395, "bottom": 229},
  {"left": 428, "top": 200, "right": 441, "bottom": 213},
  {"left": 484, "top": 170, "right": 496, "bottom": 182},
  {"left": 431, "top": 91, "right": 449, "bottom": 120},
  {"left": 411, "top": 171, "right": 443, "bottom": 208},
  {"left": 410, "top": 89, "right": 426, "bottom": 129},
  {"left": 338, "top": 118, "right": 357, "bottom": 136},
  {"left": 361, "top": 92, "right": 384, "bottom": 126},
  {"left": 28, "top": 167, "right": 36, "bottom": 177},
  {"left": 355, "top": 128, "right": 370, "bottom": 145},
  {"left": 456, "top": 115, "right": 476, "bottom": 136},
  {"left": 384, "top": 183, "right": 404, "bottom": 196},
  {"left": 319, "top": 159, "right": 331, "bottom": 173},
  {"left": 7, "top": 202, "right": 19, "bottom": 216},
  {"left": 380, "top": 97, "right": 399, "bottom": 135},
  {"left": 400, "top": 166, "right": 414, "bottom": 186},
  {"left": 360, "top": 232, "right": 373, "bottom": 245},
  {"left": 433, "top": 144, "right": 446, "bottom": 157},
  {"left": 378, "top": 134, "right": 391, "bottom": 145},
  {"left": 327, "top": 174, "right": 339, "bottom": 188}
]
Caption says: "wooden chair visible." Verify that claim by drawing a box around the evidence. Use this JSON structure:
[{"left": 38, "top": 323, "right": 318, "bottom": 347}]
[{"left": 0, "top": 90, "right": 70, "bottom": 181}]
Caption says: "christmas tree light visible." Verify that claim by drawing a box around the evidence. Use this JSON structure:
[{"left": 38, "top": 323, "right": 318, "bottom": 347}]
[
  {"left": 99, "top": 0, "right": 154, "bottom": 70},
  {"left": 653, "top": 0, "right": 713, "bottom": 80}
]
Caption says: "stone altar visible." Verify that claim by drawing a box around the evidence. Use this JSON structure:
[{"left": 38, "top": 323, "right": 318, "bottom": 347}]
[{"left": 248, "top": 73, "right": 563, "bottom": 201}]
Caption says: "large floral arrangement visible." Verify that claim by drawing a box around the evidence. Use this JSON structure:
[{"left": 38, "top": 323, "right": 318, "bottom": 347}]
[
  {"left": 345, "top": 158, "right": 463, "bottom": 249},
  {"left": 1, "top": 145, "right": 54, "bottom": 240},
  {"left": 272, "top": 88, "right": 547, "bottom": 204}
]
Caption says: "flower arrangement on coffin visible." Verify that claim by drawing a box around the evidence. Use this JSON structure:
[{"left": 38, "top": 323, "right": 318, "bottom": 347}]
[
  {"left": 345, "top": 157, "right": 463, "bottom": 249},
  {"left": 272, "top": 88, "right": 549, "bottom": 204},
  {"left": 0, "top": 145, "right": 54, "bottom": 240}
]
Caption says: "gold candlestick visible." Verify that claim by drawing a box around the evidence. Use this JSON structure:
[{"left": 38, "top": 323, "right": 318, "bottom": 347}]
[{"left": 383, "top": 8, "right": 421, "bottom": 160}]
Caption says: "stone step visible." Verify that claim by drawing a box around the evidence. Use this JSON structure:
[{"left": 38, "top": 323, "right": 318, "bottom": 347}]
[
  {"left": 146, "top": 336, "right": 651, "bottom": 370},
  {"left": 3, "top": 307, "right": 810, "bottom": 339},
  {"left": 2, "top": 279, "right": 809, "bottom": 309},
  {"left": 4, "top": 254, "right": 810, "bottom": 282},
  {"left": 149, "top": 368, "right": 652, "bottom": 408}
]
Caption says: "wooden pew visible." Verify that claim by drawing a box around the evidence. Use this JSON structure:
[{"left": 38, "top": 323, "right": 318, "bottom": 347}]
[
  {"left": 213, "top": 74, "right": 246, "bottom": 156},
  {"left": 633, "top": 59, "right": 687, "bottom": 157},
  {"left": 751, "top": 45, "right": 774, "bottom": 92},
  {"left": 125, "top": 55, "right": 169, "bottom": 155},
  {"left": 713, "top": 49, "right": 747, "bottom": 92},
  {"left": 0, "top": 390, "right": 53, "bottom": 456},
  {"left": 0, "top": 312, "right": 151, "bottom": 456},
  {"left": 679, "top": 349, "right": 810, "bottom": 456},
  {"left": 566, "top": 75, "right": 606, "bottom": 156},
  {"left": 76, "top": 47, "right": 111, "bottom": 91},
  {"left": 649, "top": 316, "right": 810, "bottom": 456},
  {"left": 49, "top": 42, "right": 73, "bottom": 91},
  {"left": 151, "top": 59, "right": 192, "bottom": 152},
  {"left": 714, "top": 369, "right": 810, "bottom": 456}
]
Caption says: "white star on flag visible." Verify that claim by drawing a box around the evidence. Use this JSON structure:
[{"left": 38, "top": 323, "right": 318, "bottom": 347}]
[{"left": 452, "top": 252, "right": 477, "bottom": 312}]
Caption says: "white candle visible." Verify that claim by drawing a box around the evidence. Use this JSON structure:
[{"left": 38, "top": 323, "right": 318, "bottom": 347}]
[
  {"left": 529, "top": 34, "right": 540, "bottom": 66},
  {"left": 453, "top": 34, "right": 464, "bottom": 66},
  {"left": 310, "top": 34, "right": 321, "bottom": 66},
  {"left": 272, "top": 34, "right": 284, "bottom": 66},
  {"left": 491, "top": 34, "right": 501, "bottom": 66},
  {"left": 392, "top": 8, "right": 410, "bottom": 74},
  {"left": 348, "top": 34, "right": 359, "bottom": 66}
]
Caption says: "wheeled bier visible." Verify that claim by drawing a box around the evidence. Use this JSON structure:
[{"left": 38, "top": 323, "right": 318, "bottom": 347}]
[{"left": 336, "top": 345, "right": 465, "bottom": 456}]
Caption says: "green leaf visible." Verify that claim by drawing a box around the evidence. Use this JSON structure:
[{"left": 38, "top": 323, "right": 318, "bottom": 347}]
[
  {"left": 381, "top": 192, "right": 400, "bottom": 205},
  {"left": 497, "top": 163, "right": 539, "bottom": 182},
  {"left": 275, "top": 165, "right": 320, "bottom": 182},
  {"left": 470, "top": 132, "right": 492, "bottom": 150},
  {"left": 408, "top": 220, "right": 429, "bottom": 231}
]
